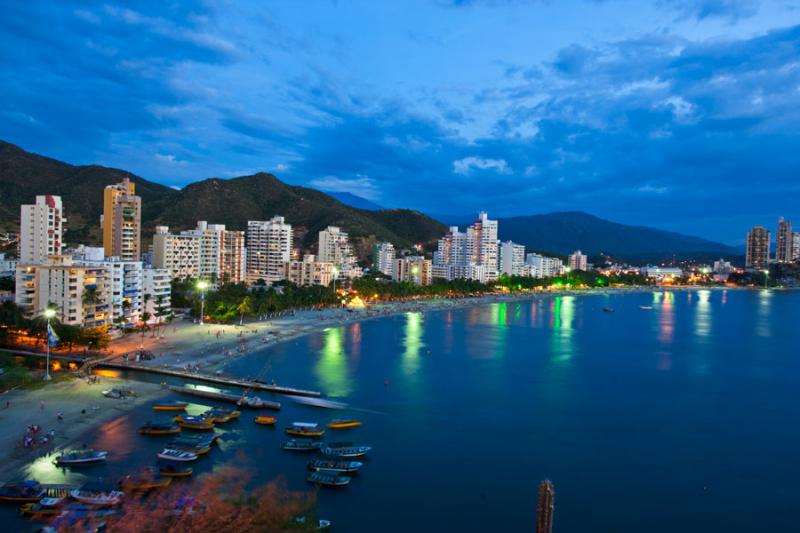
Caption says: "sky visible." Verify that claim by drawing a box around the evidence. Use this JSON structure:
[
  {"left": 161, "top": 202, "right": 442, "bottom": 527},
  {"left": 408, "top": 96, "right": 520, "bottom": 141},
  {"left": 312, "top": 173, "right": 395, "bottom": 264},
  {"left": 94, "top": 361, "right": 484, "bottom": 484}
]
[{"left": 1, "top": 0, "right": 800, "bottom": 244}]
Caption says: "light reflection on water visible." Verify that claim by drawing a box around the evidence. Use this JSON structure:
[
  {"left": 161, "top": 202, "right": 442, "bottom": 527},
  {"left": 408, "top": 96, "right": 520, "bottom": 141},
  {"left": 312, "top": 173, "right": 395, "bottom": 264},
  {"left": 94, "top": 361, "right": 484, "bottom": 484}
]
[
  {"left": 694, "top": 289, "right": 712, "bottom": 339},
  {"left": 401, "top": 312, "right": 424, "bottom": 377},
  {"left": 756, "top": 290, "right": 772, "bottom": 338},
  {"left": 550, "top": 296, "right": 575, "bottom": 363},
  {"left": 315, "top": 327, "right": 352, "bottom": 397}
]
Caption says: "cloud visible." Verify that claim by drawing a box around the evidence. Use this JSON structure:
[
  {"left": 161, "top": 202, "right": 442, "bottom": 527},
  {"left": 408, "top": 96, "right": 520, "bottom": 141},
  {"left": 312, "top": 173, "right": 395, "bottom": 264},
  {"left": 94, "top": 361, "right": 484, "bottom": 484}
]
[
  {"left": 310, "top": 176, "right": 381, "bottom": 200},
  {"left": 452, "top": 156, "right": 511, "bottom": 175},
  {"left": 657, "top": 0, "right": 760, "bottom": 22}
]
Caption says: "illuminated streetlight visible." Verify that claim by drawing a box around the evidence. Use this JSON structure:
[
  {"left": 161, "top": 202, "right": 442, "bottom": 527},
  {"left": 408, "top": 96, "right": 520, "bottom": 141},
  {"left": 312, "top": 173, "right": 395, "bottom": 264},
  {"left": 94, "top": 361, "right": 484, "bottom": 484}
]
[
  {"left": 43, "top": 308, "right": 56, "bottom": 381},
  {"left": 762, "top": 269, "right": 769, "bottom": 289},
  {"left": 197, "top": 280, "right": 210, "bottom": 324}
]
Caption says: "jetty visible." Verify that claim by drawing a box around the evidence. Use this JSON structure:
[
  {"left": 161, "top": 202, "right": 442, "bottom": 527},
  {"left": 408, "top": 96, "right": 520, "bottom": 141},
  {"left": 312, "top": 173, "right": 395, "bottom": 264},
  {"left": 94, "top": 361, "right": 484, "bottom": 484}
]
[
  {"left": 169, "top": 385, "right": 281, "bottom": 410},
  {"left": 93, "top": 361, "right": 321, "bottom": 398}
]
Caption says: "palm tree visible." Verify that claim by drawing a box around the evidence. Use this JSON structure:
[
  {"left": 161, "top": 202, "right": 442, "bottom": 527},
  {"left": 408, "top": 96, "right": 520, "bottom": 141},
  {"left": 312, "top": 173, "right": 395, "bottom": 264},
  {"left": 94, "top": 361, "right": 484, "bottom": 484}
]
[
  {"left": 82, "top": 286, "right": 101, "bottom": 324},
  {"left": 237, "top": 296, "right": 253, "bottom": 326}
]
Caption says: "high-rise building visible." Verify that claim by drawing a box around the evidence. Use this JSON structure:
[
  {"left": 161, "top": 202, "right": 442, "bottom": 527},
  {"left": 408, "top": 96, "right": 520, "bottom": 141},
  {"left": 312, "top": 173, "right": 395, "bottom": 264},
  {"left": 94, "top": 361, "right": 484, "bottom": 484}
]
[
  {"left": 433, "top": 213, "right": 498, "bottom": 283},
  {"left": 284, "top": 254, "right": 335, "bottom": 287},
  {"left": 536, "top": 479, "right": 555, "bottom": 533},
  {"left": 525, "top": 253, "right": 564, "bottom": 278},
  {"left": 318, "top": 226, "right": 360, "bottom": 279},
  {"left": 713, "top": 259, "right": 733, "bottom": 275},
  {"left": 499, "top": 241, "right": 525, "bottom": 276},
  {"left": 434, "top": 226, "right": 468, "bottom": 280},
  {"left": 247, "top": 217, "right": 293, "bottom": 284},
  {"left": 153, "top": 226, "right": 201, "bottom": 280},
  {"left": 568, "top": 250, "right": 588, "bottom": 271},
  {"left": 775, "top": 217, "right": 793, "bottom": 263},
  {"left": 793, "top": 232, "right": 800, "bottom": 262},
  {"left": 19, "top": 195, "right": 65, "bottom": 263},
  {"left": 153, "top": 223, "right": 246, "bottom": 284},
  {"left": 466, "top": 211, "right": 499, "bottom": 282},
  {"left": 745, "top": 225, "right": 770, "bottom": 269},
  {"left": 373, "top": 242, "right": 395, "bottom": 276},
  {"left": 392, "top": 256, "right": 433, "bottom": 285},
  {"left": 142, "top": 267, "right": 172, "bottom": 322},
  {"left": 102, "top": 178, "right": 141, "bottom": 260}
]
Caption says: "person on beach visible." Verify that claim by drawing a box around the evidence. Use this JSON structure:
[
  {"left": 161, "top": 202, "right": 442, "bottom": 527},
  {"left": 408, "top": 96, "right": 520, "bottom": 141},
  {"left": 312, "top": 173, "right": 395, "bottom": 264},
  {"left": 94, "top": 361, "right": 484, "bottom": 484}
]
[{"left": 39, "top": 400, "right": 44, "bottom": 410}]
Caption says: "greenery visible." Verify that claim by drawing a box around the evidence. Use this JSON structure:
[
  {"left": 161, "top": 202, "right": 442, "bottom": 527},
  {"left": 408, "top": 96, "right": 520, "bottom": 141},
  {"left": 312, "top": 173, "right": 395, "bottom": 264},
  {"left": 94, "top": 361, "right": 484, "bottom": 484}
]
[
  {"left": 351, "top": 277, "right": 492, "bottom": 298},
  {"left": 0, "top": 300, "right": 111, "bottom": 352},
  {"left": 0, "top": 276, "right": 13, "bottom": 291},
  {"left": 496, "top": 270, "right": 649, "bottom": 290}
]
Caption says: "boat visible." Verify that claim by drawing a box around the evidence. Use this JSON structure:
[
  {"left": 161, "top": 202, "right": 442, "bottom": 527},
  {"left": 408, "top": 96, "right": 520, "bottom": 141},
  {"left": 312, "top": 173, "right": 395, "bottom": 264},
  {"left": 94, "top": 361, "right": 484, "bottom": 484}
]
[
  {"left": 170, "top": 443, "right": 211, "bottom": 455},
  {"left": 152, "top": 401, "right": 188, "bottom": 411},
  {"left": 102, "top": 389, "right": 137, "bottom": 399},
  {"left": 118, "top": 474, "right": 172, "bottom": 491},
  {"left": 152, "top": 464, "right": 193, "bottom": 478},
  {"left": 70, "top": 482, "right": 124, "bottom": 506},
  {"left": 202, "top": 408, "right": 240, "bottom": 423},
  {"left": 639, "top": 305, "right": 654, "bottom": 310},
  {"left": 602, "top": 307, "right": 615, "bottom": 313},
  {"left": 286, "top": 422, "right": 325, "bottom": 437},
  {"left": 255, "top": 414, "right": 277, "bottom": 425},
  {"left": 0, "top": 480, "right": 45, "bottom": 502},
  {"left": 157, "top": 449, "right": 199, "bottom": 462},
  {"left": 174, "top": 415, "right": 215, "bottom": 431},
  {"left": 55, "top": 449, "right": 108, "bottom": 465},
  {"left": 321, "top": 443, "right": 371, "bottom": 458},
  {"left": 169, "top": 385, "right": 280, "bottom": 410},
  {"left": 19, "top": 497, "right": 65, "bottom": 517},
  {"left": 206, "top": 407, "right": 241, "bottom": 419},
  {"left": 282, "top": 439, "right": 323, "bottom": 452},
  {"left": 307, "top": 459, "right": 363, "bottom": 473},
  {"left": 307, "top": 471, "right": 351, "bottom": 487},
  {"left": 138, "top": 422, "right": 181, "bottom": 435},
  {"left": 327, "top": 419, "right": 362, "bottom": 430},
  {"left": 168, "top": 435, "right": 218, "bottom": 448},
  {"left": 295, "top": 516, "right": 332, "bottom": 530},
  {"left": 291, "top": 396, "right": 349, "bottom": 409}
]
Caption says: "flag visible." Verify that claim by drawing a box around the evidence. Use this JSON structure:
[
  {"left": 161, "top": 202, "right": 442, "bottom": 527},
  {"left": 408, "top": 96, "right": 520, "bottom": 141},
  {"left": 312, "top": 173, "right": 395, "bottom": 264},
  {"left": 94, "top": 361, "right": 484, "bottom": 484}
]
[{"left": 47, "top": 322, "right": 59, "bottom": 347}]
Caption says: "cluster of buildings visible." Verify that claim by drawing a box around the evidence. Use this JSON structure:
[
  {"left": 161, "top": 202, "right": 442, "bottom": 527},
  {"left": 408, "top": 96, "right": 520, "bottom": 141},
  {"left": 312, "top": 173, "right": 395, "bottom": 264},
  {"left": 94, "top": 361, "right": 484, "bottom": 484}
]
[
  {"left": 13, "top": 182, "right": 170, "bottom": 328},
  {"left": 745, "top": 217, "right": 800, "bottom": 269}
]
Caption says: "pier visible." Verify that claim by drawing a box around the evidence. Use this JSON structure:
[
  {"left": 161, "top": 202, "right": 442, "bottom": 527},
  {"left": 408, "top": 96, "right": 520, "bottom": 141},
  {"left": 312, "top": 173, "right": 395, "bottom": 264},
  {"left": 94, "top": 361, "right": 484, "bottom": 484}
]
[{"left": 93, "top": 361, "right": 322, "bottom": 398}]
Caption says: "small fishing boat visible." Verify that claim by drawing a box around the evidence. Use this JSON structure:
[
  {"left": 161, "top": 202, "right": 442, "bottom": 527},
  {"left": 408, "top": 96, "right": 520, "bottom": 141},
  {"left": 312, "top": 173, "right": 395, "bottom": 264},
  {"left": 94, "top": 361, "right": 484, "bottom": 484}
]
[
  {"left": 55, "top": 449, "right": 108, "bottom": 466},
  {"left": 602, "top": 307, "right": 615, "bottom": 313},
  {"left": 157, "top": 449, "right": 199, "bottom": 462},
  {"left": 206, "top": 407, "right": 241, "bottom": 419},
  {"left": 307, "top": 459, "right": 363, "bottom": 473},
  {"left": 282, "top": 439, "right": 323, "bottom": 452},
  {"left": 327, "top": 419, "right": 362, "bottom": 430},
  {"left": 321, "top": 443, "right": 371, "bottom": 458},
  {"left": 152, "top": 401, "right": 188, "bottom": 411},
  {"left": 254, "top": 414, "right": 277, "bottom": 425},
  {"left": 0, "top": 480, "right": 45, "bottom": 502},
  {"left": 153, "top": 464, "right": 193, "bottom": 478},
  {"left": 295, "top": 516, "right": 332, "bottom": 530},
  {"left": 118, "top": 474, "right": 172, "bottom": 491},
  {"left": 139, "top": 422, "right": 181, "bottom": 435},
  {"left": 19, "top": 497, "right": 65, "bottom": 517},
  {"left": 307, "top": 472, "right": 351, "bottom": 487},
  {"left": 286, "top": 422, "right": 325, "bottom": 437},
  {"left": 168, "top": 435, "right": 218, "bottom": 448},
  {"left": 174, "top": 415, "right": 215, "bottom": 431},
  {"left": 70, "top": 482, "right": 124, "bottom": 506},
  {"left": 170, "top": 443, "right": 211, "bottom": 455}
]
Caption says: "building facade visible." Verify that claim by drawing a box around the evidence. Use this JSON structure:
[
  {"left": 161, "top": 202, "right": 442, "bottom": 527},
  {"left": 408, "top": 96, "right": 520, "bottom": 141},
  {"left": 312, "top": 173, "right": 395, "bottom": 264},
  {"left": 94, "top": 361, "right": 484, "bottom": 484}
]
[
  {"left": 0, "top": 252, "right": 17, "bottom": 277},
  {"left": 392, "top": 256, "right": 433, "bottom": 285},
  {"left": 433, "top": 213, "right": 499, "bottom": 283},
  {"left": 284, "top": 255, "right": 335, "bottom": 287},
  {"left": 745, "top": 225, "right": 771, "bottom": 269},
  {"left": 568, "top": 250, "right": 589, "bottom": 271},
  {"left": 499, "top": 241, "right": 526, "bottom": 276},
  {"left": 373, "top": 242, "right": 395, "bottom": 276},
  {"left": 247, "top": 217, "right": 293, "bottom": 284},
  {"left": 152, "top": 222, "right": 245, "bottom": 284},
  {"left": 525, "top": 254, "right": 564, "bottom": 278},
  {"left": 20, "top": 195, "right": 65, "bottom": 263},
  {"left": 466, "top": 211, "right": 499, "bottom": 282},
  {"left": 153, "top": 226, "right": 201, "bottom": 280},
  {"left": 142, "top": 267, "right": 172, "bottom": 321},
  {"left": 102, "top": 178, "right": 141, "bottom": 261},
  {"left": 794, "top": 232, "right": 800, "bottom": 262},
  {"left": 775, "top": 217, "right": 794, "bottom": 263},
  {"left": 318, "top": 226, "right": 360, "bottom": 279}
]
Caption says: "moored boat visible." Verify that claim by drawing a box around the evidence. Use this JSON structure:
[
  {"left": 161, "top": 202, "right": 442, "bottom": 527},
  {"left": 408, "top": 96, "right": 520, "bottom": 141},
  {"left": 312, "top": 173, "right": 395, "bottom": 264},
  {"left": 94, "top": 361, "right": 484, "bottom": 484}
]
[
  {"left": 152, "top": 401, "right": 188, "bottom": 411},
  {"left": 168, "top": 435, "right": 218, "bottom": 448},
  {"left": 295, "top": 516, "right": 332, "bottom": 530},
  {"left": 19, "top": 497, "right": 64, "bottom": 517},
  {"left": 282, "top": 439, "right": 323, "bottom": 452},
  {"left": 138, "top": 422, "right": 181, "bottom": 435},
  {"left": 55, "top": 449, "right": 108, "bottom": 466},
  {"left": 286, "top": 422, "right": 325, "bottom": 437},
  {"left": 307, "top": 459, "right": 363, "bottom": 473},
  {"left": 321, "top": 443, "right": 371, "bottom": 458},
  {"left": 153, "top": 464, "right": 193, "bottom": 477},
  {"left": 0, "top": 480, "right": 45, "bottom": 502},
  {"left": 307, "top": 471, "right": 351, "bottom": 487},
  {"left": 174, "top": 415, "right": 215, "bottom": 431},
  {"left": 327, "top": 419, "right": 362, "bottom": 430},
  {"left": 170, "top": 443, "right": 211, "bottom": 455},
  {"left": 118, "top": 474, "right": 172, "bottom": 491},
  {"left": 255, "top": 414, "right": 277, "bottom": 425},
  {"left": 157, "top": 449, "right": 199, "bottom": 462},
  {"left": 70, "top": 482, "right": 124, "bottom": 506},
  {"left": 603, "top": 307, "right": 615, "bottom": 313}
]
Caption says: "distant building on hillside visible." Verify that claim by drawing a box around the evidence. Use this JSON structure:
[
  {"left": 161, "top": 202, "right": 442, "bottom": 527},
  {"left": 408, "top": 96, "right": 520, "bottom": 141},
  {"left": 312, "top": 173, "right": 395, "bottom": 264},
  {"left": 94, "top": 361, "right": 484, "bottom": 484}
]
[
  {"left": 373, "top": 242, "right": 395, "bottom": 276},
  {"left": 536, "top": 479, "right": 555, "bottom": 533},
  {"left": 499, "top": 241, "right": 525, "bottom": 276},
  {"left": 285, "top": 254, "right": 335, "bottom": 287},
  {"left": 102, "top": 178, "right": 142, "bottom": 261},
  {"left": 568, "top": 250, "right": 588, "bottom": 271},
  {"left": 318, "top": 226, "right": 361, "bottom": 279},
  {"left": 713, "top": 259, "right": 733, "bottom": 275},
  {"left": 393, "top": 256, "right": 432, "bottom": 286},
  {"left": 20, "top": 195, "right": 64, "bottom": 263},
  {"left": 247, "top": 216, "right": 293, "bottom": 284},
  {"left": 525, "top": 253, "right": 563, "bottom": 278},
  {"left": 775, "top": 217, "right": 794, "bottom": 263},
  {"left": 745, "top": 225, "right": 770, "bottom": 269}
]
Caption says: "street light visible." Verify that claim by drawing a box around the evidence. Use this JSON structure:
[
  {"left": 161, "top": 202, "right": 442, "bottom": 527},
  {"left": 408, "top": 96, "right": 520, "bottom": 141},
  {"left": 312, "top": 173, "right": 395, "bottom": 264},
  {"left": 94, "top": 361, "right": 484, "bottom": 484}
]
[
  {"left": 197, "top": 280, "right": 209, "bottom": 324},
  {"left": 43, "top": 308, "right": 56, "bottom": 381},
  {"left": 762, "top": 269, "right": 769, "bottom": 289}
]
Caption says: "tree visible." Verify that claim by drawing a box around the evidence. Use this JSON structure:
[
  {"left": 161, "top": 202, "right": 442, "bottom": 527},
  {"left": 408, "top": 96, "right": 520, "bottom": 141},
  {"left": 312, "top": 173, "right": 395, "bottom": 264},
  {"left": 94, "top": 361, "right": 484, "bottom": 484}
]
[{"left": 237, "top": 296, "right": 254, "bottom": 326}]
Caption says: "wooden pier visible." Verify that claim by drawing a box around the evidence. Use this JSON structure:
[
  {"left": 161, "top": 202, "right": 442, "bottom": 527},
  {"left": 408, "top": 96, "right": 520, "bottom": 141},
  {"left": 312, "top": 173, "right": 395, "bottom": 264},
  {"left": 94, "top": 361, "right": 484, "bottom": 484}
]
[{"left": 94, "top": 361, "right": 321, "bottom": 398}]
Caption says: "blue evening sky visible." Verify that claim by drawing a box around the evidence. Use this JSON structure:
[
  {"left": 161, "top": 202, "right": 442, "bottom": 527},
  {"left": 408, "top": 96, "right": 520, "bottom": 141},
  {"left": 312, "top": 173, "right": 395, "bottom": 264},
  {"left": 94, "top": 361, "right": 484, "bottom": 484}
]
[{"left": 2, "top": 1, "right": 799, "bottom": 243}]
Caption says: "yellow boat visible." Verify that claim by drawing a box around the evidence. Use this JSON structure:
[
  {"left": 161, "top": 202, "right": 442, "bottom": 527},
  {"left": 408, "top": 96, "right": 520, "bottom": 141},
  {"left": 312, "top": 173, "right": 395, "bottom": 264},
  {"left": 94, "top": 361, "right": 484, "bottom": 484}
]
[
  {"left": 119, "top": 474, "right": 172, "bottom": 491},
  {"left": 156, "top": 465, "right": 193, "bottom": 478},
  {"left": 173, "top": 415, "right": 215, "bottom": 431},
  {"left": 152, "top": 401, "right": 188, "bottom": 412},
  {"left": 327, "top": 419, "right": 363, "bottom": 430},
  {"left": 19, "top": 498, "right": 64, "bottom": 517},
  {"left": 138, "top": 423, "right": 181, "bottom": 435},
  {"left": 255, "top": 415, "right": 277, "bottom": 426},
  {"left": 202, "top": 409, "right": 239, "bottom": 424}
]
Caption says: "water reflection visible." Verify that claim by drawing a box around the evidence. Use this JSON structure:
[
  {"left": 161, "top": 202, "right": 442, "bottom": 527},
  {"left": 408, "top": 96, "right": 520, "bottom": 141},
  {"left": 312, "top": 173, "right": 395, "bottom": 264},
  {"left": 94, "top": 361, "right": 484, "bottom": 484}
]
[
  {"left": 694, "top": 290, "right": 712, "bottom": 339},
  {"left": 549, "top": 296, "right": 575, "bottom": 363},
  {"left": 402, "top": 312, "right": 425, "bottom": 377},
  {"left": 756, "top": 290, "right": 772, "bottom": 338},
  {"left": 349, "top": 322, "right": 362, "bottom": 363},
  {"left": 658, "top": 292, "right": 674, "bottom": 345},
  {"left": 315, "top": 327, "right": 352, "bottom": 397}
]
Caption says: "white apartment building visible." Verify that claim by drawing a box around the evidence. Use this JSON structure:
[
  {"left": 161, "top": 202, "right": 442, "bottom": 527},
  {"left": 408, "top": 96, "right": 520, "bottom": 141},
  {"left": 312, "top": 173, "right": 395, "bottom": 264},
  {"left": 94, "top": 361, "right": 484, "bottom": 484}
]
[
  {"left": 20, "top": 195, "right": 65, "bottom": 263},
  {"left": 143, "top": 267, "right": 172, "bottom": 321},
  {"left": 393, "top": 256, "right": 433, "bottom": 286},
  {"left": 466, "top": 212, "right": 499, "bottom": 282},
  {"left": 153, "top": 226, "right": 201, "bottom": 280},
  {"left": 247, "top": 217, "right": 292, "bottom": 284},
  {"left": 152, "top": 222, "right": 245, "bottom": 284},
  {"left": 568, "top": 250, "right": 589, "bottom": 271},
  {"left": 0, "top": 252, "right": 17, "bottom": 277},
  {"left": 499, "top": 241, "right": 526, "bottom": 276},
  {"left": 285, "top": 254, "right": 335, "bottom": 287},
  {"left": 318, "top": 226, "right": 361, "bottom": 279},
  {"left": 373, "top": 242, "right": 395, "bottom": 276},
  {"left": 433, "top": 213, "right": 499, "bottom": 283},
  {"left": 794, "top": 232, "right": 800, "bottom": 262},
  {"left": 641, "top": 266, "right": 683, "bottom": 279},
  {"left": 525, "top": 253, "right": 564, "bottom": 278}
]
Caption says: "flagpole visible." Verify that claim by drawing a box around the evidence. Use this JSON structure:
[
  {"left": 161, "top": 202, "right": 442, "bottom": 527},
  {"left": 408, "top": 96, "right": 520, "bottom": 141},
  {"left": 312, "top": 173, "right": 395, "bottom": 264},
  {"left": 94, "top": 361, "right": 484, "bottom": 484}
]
[{"left": 43, "top": 308, "right": 56, "bottom": 381}]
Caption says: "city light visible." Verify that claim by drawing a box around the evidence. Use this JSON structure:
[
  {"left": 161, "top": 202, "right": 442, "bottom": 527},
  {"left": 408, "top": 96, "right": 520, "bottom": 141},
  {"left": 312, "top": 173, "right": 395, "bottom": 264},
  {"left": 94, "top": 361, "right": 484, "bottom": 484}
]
[{"left": 43, "top": 308, "right": 56, "bottom": 319}]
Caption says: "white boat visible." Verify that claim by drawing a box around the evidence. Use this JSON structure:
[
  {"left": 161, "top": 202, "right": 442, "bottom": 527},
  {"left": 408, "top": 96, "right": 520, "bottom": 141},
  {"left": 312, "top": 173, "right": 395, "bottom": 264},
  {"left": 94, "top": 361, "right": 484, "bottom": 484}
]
[
  {"left": 157, "top": 448, "right": 199, "bottom": 462},
  {"left": 56, "top": 449, "right": 108, "bottom": 465},
  {"left": 70, "top": 483, "right": 124, "bottom": 506}
]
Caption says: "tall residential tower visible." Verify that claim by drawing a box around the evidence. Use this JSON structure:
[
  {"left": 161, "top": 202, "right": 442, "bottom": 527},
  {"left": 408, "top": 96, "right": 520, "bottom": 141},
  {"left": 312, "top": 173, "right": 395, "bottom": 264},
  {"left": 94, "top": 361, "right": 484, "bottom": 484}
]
[
  {"left": 102, "top": 177, "right": 141, "bottom": 260},
  {"left": 745, "top": 225, "right": 771, "bottom": 269},
  {"left": 19, "top": 195, "right": 65, "bottom": 263},
  {"left": 775, "top": 217, "right": 793, "bottom": 263}
]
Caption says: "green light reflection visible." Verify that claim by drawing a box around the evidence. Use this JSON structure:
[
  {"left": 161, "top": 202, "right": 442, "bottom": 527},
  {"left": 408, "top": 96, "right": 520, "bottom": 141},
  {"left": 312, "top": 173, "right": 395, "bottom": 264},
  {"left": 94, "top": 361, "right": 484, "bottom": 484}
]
[
  {"left": 315, "top": 326, "right": 352, "bottom": 397},
  {"left": 402, "top": 312, "right": 425, "bottom": 377},
  {"left": 550, "top": 296, "right": 575, "bottom": 363}
]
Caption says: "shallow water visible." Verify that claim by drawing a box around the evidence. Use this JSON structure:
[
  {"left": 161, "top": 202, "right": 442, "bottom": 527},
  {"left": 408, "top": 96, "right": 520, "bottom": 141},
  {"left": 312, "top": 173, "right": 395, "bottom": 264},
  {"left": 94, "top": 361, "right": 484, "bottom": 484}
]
[{"left": 4, "top": 289, "right": 800, "bottom": 532}]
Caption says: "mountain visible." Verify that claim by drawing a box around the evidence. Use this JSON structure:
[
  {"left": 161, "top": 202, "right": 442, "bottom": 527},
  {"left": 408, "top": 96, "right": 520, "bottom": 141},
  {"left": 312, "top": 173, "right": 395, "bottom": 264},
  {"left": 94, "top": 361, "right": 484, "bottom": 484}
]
[
  {"left": 491, "top": 211, "right": 740, "bottom": 263},
  {"left": 0, "top": 141, "right": 446, "bottom": 258},
  {"left": 324, "top": 191, "right": 383, "bottom": 211}
]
